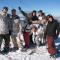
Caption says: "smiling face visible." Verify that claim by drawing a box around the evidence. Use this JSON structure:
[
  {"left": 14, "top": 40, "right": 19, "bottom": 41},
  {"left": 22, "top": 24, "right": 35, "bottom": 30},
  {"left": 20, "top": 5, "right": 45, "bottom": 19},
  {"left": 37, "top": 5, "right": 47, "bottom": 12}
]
[
  {"left": 12, "top": 9, "right": 16, "bottom": 16},
  {"left": 2, "top": 9, "right": 8, "bottom": 15},
  {"left": 12, "top": 11, "right": 16, "bottom": 16},
  {"left": 47, "top": 15, "right": 54, "bottom": 22},
  {"left": 38, "top": 12, "right": 43, "bottom": 16},
  {"left": 32, "top": 12, "right": 36, "bottom": 16},
  {"left": 49, "top": 17, "right": 53, "bottom": 22}
]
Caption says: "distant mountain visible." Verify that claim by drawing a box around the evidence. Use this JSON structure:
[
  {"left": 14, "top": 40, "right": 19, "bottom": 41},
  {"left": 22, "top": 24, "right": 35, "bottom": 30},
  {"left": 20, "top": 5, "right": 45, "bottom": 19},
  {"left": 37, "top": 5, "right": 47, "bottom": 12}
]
[{"left": 54, "top": 16, "right": 60, "bottom": 22}]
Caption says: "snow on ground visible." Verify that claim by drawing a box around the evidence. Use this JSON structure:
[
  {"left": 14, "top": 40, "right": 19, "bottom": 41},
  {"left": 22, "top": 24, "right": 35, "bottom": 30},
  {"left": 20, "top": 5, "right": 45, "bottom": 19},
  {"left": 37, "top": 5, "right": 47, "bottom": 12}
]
[
  {"left": 0, "top": 46, "right": 50, "bottom": 60},
  {"left": 0, "top": 45, "right": 60, "bottom": 60},
  {"left": 0, "top": 37, "right": 60, "bottom": 60}
]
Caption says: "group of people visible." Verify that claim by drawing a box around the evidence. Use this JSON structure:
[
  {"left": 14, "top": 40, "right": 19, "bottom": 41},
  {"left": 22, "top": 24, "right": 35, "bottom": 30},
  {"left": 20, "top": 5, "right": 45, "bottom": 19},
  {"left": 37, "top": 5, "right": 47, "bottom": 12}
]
[{"left": 0, "top": 6, "right": 60, "bottom": 58}]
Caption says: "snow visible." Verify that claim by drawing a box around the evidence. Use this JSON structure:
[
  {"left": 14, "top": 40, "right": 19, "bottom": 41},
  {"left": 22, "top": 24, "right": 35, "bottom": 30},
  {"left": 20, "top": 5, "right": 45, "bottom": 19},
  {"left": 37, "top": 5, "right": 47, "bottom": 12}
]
[
  {"left": 0, "top": 37, "right": 60, "bottom": 60},
  {"left": 0, "top": 46, "right": 49, "bottom": 60},
  {"left": 0, "top": 46, "right": 60, "bottom": 60}
]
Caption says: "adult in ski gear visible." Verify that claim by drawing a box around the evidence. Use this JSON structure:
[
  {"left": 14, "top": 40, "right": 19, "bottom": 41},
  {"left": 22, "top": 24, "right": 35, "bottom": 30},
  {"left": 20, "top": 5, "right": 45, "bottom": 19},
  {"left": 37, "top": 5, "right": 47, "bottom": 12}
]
[
  {"left": 18, "top": 7, "right": 31, "bottom": 48},
  {"left": 0, "top": 7, "right": 11, "bottom": 53},
  {"left": 11, "top": 9, "right": 24, "bottom": 51},
  {"left": 44, "top": 15, "right": 59, "bottom": 56}
]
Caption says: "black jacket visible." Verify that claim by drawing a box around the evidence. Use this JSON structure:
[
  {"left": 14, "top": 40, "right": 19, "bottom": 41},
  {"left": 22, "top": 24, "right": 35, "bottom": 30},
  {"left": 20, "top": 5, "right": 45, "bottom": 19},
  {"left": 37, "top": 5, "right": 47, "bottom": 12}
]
[
  {"left": 31, "top": 16, "right": 38, "bottom": 21},
  {"left": 44, "top": 20, "right": 59, "bottom": 38}
]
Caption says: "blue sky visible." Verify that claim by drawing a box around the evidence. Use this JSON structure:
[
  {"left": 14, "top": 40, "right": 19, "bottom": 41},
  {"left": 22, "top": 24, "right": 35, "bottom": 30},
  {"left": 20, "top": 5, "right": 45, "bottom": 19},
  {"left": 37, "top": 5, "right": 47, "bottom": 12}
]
[{"left": 0, "top": 0, "right": 60, "bottom": 16}]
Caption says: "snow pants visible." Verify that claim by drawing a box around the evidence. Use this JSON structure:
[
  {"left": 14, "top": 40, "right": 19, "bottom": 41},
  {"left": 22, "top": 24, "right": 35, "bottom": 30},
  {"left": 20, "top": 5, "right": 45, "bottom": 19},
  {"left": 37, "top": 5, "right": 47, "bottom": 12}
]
[
  {"left": 47, "top": 36, "right": 57, "bottom": 55},
  {"left": 23, "top": 32, "right": 30, "bottom": 48}
]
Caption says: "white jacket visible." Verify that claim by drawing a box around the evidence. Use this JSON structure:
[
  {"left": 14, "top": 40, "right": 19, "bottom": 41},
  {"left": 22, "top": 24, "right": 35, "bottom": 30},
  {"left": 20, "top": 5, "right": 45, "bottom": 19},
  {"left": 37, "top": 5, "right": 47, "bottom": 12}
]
[{"left": 0, "top": 14, "right": 10, "bottom": 34}]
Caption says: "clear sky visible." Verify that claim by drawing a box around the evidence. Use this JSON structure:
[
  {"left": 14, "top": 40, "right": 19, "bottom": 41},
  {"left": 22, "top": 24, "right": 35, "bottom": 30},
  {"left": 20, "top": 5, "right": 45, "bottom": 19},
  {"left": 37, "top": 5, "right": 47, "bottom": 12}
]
[{"left": 0, "top": 0, "right": 60, "bottom": 16}]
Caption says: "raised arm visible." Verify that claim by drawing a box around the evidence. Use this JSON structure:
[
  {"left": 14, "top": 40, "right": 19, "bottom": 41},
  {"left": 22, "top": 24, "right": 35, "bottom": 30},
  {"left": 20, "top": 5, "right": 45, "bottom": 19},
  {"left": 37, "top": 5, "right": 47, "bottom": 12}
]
[
  {"left": 18, "top": 6, "right": 28, "bottom": 18},
  {"left": 18, "top": 6, "right": 32, "bottom": 24}
]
